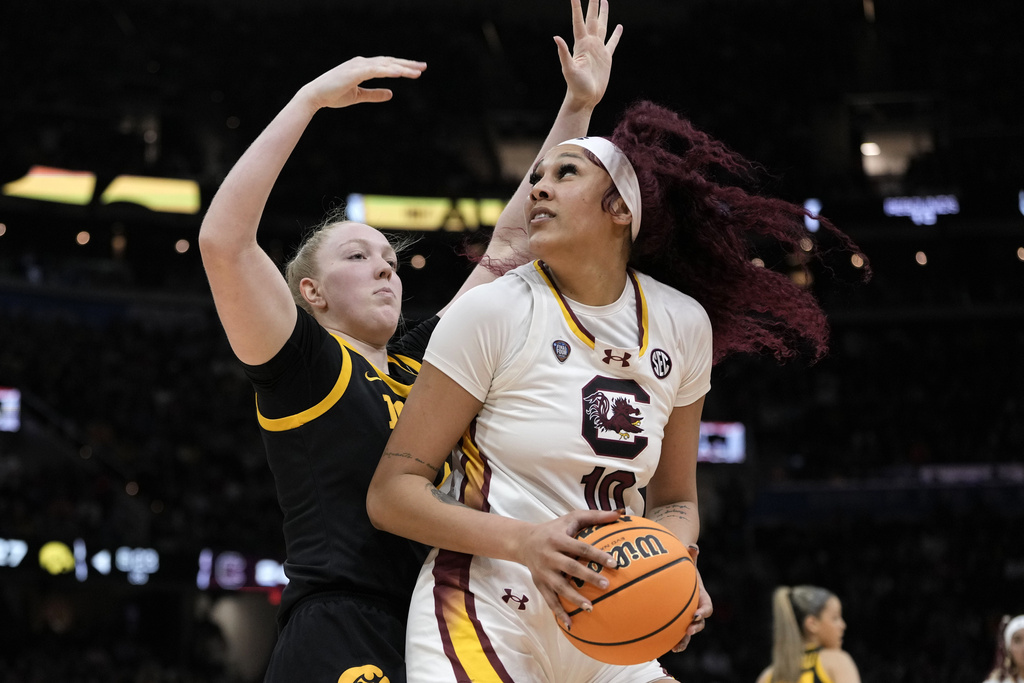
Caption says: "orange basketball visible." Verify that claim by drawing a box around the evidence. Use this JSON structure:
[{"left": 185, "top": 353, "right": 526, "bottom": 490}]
[{"left": 557, "top": 515, "right": 698, "bottom": 665}]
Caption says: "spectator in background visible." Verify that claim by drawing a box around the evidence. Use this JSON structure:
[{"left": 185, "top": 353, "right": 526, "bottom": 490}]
[
  {"left": 984, "top": 614, "right": 1024, "bottom": 683},
  {"left": 756, "top": 585, "right": 861, "bottom": 683}
]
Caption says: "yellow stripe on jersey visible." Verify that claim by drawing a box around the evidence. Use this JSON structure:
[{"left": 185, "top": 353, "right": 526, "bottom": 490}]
[
  {"left": 459, "top": 427, "right": 488, "bottom": 512},
  {"left": 633, "top": 272, "right": 651, "bottom": 356},
  {"left": 533, "top": 260, "right": 595, "bottom": 349},
  {"left": 766, "top": 650, "right": 835, "bottom": 683},
  {"left": 257, "top": 336, "right": 354, "bottom": 432},
  {"left": 805, "top": 649, "right": 835, "bottom": 683},
  {"left": 391, "top": 352, "right": 422, "bottom": 373},
  {"left": 439, "top": 590, "right": 505, "bottom": 682},
  {"left": 341, "top": 339, "right": 418, "bottom": 397}
]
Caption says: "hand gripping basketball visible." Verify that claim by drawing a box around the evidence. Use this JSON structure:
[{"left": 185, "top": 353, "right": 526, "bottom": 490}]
[{"left": 557, "top": 515, "right": 698, "bottom": 665}]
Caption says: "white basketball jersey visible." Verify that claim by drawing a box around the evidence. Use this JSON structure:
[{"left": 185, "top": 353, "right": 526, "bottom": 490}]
[
  {"left": 409, "top": 261, "right": 712, "bottom": 683},
  {"left": 426, "top": 260, "right": 712, "bottom": 522}
]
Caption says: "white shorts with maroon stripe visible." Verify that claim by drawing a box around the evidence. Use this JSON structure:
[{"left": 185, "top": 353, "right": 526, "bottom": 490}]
[{"left": 404, "top": 547, "right": 672, "bottom": 683}]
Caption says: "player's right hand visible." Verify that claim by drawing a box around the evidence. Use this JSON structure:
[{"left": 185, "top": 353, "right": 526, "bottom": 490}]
[
  {"left": 513, "top": 508, "right": 622, "bottom": 630},
  {"left": 300, "top": 56, "right": 427, "bottom": 111}
]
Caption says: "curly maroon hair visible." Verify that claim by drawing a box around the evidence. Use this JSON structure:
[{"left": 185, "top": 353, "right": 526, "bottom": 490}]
[{"left": 609, "top": 101, "right": 868, "bottom": 364}]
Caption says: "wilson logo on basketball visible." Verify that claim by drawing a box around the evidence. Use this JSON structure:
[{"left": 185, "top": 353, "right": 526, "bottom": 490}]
[
  {"left": 607, "top": 533, "right": 668, "bottom": 570},
  {"left": 568, "top": 531, "right": 669, "bottom": 588}
]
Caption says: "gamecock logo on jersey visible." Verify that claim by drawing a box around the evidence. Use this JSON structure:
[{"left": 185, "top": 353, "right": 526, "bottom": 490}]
[{"left": 581, "top": 376, "right": 650, "bottom": 459}]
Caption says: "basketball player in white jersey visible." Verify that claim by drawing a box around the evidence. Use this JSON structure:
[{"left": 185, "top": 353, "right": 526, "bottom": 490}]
[
  {"left": 368, "top": 2, "right": 867, "bottom": 677},
  {"left": 368, "top": 104, "right": 712, "bottom": 683}
]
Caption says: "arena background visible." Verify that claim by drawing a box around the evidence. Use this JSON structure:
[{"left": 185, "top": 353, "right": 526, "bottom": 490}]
[{"left": 1, "top": 0, "right": 1022, "bottom": 680}]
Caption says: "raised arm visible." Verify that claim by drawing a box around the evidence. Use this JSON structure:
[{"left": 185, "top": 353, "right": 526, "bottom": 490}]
[
  {"left": 439, "top": 0, "right": 623, "bottom": 315},
  {"left": 198, "top": 57, "right": 426, "bottom": 364}
]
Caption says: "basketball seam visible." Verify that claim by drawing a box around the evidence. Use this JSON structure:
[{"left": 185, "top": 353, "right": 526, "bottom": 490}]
[
  {"left": 565, "top": 555, "right": 694, "bottom": 618},
  {"left": 563, "top": 574, "right": 698, "bottom": 647}
]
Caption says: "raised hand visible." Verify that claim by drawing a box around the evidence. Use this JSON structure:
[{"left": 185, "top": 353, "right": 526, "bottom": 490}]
[
  {"left": 300, "top": 56, "right": 427, "bottom": 111},
  {"left": 554, "top": 0, "right": 623, "bottom": 109}
]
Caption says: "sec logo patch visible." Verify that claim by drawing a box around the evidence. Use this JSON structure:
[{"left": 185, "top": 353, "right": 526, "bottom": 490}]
[{"left": 650, "top": 348, "right": 672, "bottom": 379}]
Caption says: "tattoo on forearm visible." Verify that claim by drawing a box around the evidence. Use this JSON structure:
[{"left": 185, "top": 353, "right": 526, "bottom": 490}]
[
  {"left": 383, "top": 450, "right": 439, "bottom": 474},
  {"left": 430, "top": 486, "right": 467, "bottom": 507},
  {"left": 651, "top": 503, "right": 694, "bottom": 526}
]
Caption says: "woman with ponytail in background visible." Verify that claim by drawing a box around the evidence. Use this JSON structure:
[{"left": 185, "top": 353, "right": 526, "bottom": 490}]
[{"left": 755, "top": 585, "right": 861, "bottom": 683}]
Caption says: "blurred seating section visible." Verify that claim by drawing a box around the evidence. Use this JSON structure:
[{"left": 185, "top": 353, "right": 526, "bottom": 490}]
[{"left": 1, "top": 0, "right": 1022, "bottom": 680}]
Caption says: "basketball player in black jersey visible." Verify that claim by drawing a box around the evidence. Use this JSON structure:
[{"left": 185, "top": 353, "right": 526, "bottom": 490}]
[
  {"left": 756, "top": 586, "right": 861, "bottom": 683},
  {"left": 198, "top": 3, "right": 620, "bottom": 680}
]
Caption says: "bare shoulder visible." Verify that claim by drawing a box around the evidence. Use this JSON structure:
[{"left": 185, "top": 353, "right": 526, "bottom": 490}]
[
  {"left": 820, "top": 647, "right": 861, "bottom": 683},
  {"left": 754, "top": 666, "right": 772, "bottom": 683}
]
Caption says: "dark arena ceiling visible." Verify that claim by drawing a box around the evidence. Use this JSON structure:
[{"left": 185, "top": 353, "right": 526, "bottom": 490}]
[
  {"left": 1, "top": 0, "right": 1022, "bottom": 312},
  {"left": 3, "top": 0, "right": 1021, "bottom": 212}
]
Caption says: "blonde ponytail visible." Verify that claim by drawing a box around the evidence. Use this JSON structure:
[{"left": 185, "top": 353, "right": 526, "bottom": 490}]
[
  {"left": 770, "top": 587, "right": 804, "bottom": 683},
  {"left": 770, "top": 585, "right": 835, "bottom": 683}
]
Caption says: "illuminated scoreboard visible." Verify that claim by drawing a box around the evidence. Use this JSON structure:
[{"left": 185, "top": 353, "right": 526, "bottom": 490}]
[
  {"left": 2, "top": 536, "right": 162, "bottom": 585},
  {"left": 0, "top": 536, "right": 287, "bottom": 593}
]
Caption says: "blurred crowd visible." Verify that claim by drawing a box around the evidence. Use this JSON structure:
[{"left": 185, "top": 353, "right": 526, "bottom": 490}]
[
  {"left": 1, "top": 235, "right": 1021, "bottom": 681},
  {"left": 1, "top": 0, "right": 1021, "bottom": 676}
]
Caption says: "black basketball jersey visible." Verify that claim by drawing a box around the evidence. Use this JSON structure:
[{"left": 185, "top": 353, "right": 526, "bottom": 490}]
[
  {"left": 244, "top": 307, "right": 439, "bottom": 625},
  {"left": 767, "top": 648, "right": 834, "bottom": 683}
]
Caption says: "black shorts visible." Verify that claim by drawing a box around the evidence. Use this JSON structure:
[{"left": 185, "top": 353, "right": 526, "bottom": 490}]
[{"left": 264, "top": 592, "right": 408, "bottom": 683}]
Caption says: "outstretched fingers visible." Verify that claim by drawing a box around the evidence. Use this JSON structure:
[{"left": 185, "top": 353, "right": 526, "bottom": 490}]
[
  {"left": 586, "top": 0, "right": 605, "bottom": 37},
  {"left": 569, "top": 0, "right": 587, "bottom": 41},
  {"left": 375, "top": 56, "right": 428, "bottom": 78},
  {"left": 604, "top": 20, "right": 622, "bottom": 55},
  {"left": 579, "top": 0, "right": 619, "bottom": 51},
  {"left": 307, "top": 55, "right": 426, "bottom": 110}
]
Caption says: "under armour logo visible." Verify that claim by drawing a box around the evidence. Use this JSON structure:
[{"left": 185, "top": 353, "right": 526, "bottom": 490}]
[
  {"left": 602, "top": 349, "right": 631, "bottom": 367},
  {"left": 501, "top": 588, "right": 529, "bottom": 610}
]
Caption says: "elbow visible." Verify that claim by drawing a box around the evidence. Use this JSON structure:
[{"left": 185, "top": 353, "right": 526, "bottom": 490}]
[
  {"left": 197, "top": 220, "right": 228, "bottom": 260},
  {"left": 196, "top": 224, "right": 222, "bottom": 265},
  {"left": 365, "top": 482, "right": 391, "bottom": 532}
]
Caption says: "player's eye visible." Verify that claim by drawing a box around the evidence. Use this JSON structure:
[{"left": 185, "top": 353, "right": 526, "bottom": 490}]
[{"left": 557, "top": 163, "right": 579, "bottom": 178}]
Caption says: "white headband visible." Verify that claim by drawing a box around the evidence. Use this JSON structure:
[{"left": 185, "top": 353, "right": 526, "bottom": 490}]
[
  {"left": 1006, "top": 615, "right": 1024, "bottom": 649},
  {"left": 558, "top": 136, "right": 642, "bottom": 242}
]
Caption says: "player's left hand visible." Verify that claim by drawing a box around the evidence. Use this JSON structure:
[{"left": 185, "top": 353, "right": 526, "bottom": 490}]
[{"left": 671, "top": 567, "right": 713, "bottom": 653}]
